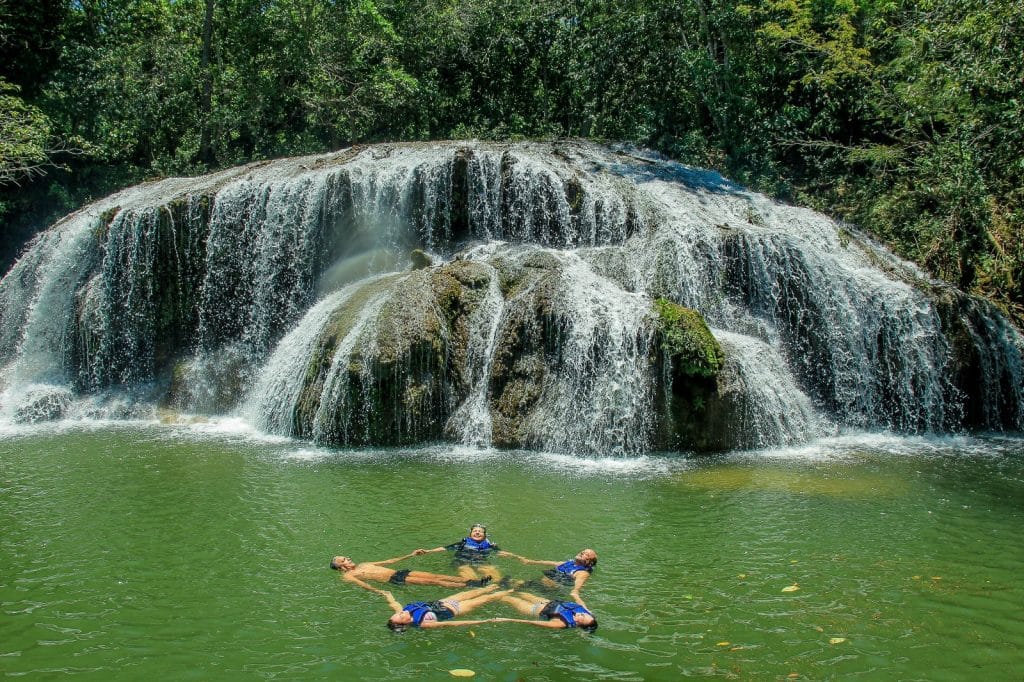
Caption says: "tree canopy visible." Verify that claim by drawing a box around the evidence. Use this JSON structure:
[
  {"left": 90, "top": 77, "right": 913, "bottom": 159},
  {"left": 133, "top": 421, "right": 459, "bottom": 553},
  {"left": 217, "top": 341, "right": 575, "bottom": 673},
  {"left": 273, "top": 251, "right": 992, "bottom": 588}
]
[{"left": 1, "top": 0, "right": 1021, "bottom": 321}]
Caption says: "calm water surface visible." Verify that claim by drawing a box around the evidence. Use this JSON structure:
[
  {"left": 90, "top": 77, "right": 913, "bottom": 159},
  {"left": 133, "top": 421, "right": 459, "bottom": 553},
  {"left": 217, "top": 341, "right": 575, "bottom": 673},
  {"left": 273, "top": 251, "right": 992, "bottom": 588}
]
[{"left": 1, "top": 423, "right": 1023, "bottom": 680}]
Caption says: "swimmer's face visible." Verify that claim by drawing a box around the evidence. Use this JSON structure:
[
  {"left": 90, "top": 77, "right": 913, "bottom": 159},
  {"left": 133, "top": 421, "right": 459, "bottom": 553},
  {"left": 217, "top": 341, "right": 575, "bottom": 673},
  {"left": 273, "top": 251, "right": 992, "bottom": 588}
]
[
  {"left": 574, "top": 612, "right": 596, "bottom": 627},
  {"left": 331, "top": 556, "right": 356, "bottom": 571},
  {"left": 576, "top": 549, "right": 597, "bottom": 566},
  {"left": 469, "top": 526, "right": 487, "bottom": 541}
]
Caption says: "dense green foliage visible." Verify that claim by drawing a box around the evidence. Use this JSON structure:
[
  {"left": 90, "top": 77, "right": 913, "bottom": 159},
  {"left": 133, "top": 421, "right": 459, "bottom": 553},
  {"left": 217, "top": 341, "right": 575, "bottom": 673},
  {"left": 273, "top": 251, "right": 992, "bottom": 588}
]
[{"left": 1, "top": 0, "right": 1021, "bottom": 322}]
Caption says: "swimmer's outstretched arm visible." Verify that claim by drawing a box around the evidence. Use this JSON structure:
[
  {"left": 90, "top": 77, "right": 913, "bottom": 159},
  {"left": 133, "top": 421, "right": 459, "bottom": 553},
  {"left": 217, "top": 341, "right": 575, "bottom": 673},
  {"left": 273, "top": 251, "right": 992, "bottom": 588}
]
[
  {"left": 344, "top": 574, "right": 391, "bottom": 598},
  {"left": 372, "top": 551, "right": 423, "bottom": 566},
  {"left": 412, "top": 546, "right": 446, "bottom": 555},
  {"left": 490, "top": 617, "right": 565, "bottom": 629},
  {"left": 570, "top": 572, "right": 591, "bottom": 604},
  {"left": 380, "top": 590, "right": 405, "bottom": 614},
  {"left": 420, "top": 618, "right": 493, "bottom": 629},
  {"left": 496, "top": 551, "right": 558, "bottom": 566}
]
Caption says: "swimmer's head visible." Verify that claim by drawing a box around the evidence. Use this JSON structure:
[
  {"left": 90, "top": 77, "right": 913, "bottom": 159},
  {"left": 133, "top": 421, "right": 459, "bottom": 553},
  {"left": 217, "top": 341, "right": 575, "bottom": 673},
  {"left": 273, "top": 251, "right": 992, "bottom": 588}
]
[
  {"left": 575, "top": 611, "right": 598, "bottom": 632},
  {"left": 330, "top": 556, "right": 356, "bottom": 571},
  {"left": 387, "top": 610, "right": 413, "bottom": 632},
  {"left": 468, "top": 524, "right": 487, "bottom": 541},
  {"left": 576, "top": 549, "right": 598, "bottom": 567}
]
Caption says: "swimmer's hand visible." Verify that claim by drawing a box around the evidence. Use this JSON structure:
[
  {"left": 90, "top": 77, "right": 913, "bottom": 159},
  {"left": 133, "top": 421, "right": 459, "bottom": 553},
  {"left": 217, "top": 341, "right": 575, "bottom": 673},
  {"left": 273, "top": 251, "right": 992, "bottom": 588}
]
[{"left": 497, "top": 551, "right": 526, "bottom": 562}]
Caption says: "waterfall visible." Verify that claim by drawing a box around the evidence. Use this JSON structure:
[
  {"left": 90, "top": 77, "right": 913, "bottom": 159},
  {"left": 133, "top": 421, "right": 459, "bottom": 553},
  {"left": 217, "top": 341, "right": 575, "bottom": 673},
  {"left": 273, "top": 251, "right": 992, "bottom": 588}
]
[
  {"left": 238, "top": 276, "right": 393, "bottom": 435},
  {"left": 0, "top": 141, "right": 1021, "bottom": 453},
  {"left": 447, "top": 259, "right": 505, "bottom": 447},
  {"left": 516, "top": 249, "right": 656, "bottom": 455},
  {"left": 713, "top": 330, "right": 832, "bottom": 448}
]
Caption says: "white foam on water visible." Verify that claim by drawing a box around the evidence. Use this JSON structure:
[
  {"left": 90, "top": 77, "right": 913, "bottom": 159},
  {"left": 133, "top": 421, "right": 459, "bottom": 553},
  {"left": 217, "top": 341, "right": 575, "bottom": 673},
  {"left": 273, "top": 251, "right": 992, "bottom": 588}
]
[
  {"left": 728, "top": 431, "right": 1024, "bottom": 462},
  {"left": 520, "top": 450, "right": 687, "bottom": 478}
]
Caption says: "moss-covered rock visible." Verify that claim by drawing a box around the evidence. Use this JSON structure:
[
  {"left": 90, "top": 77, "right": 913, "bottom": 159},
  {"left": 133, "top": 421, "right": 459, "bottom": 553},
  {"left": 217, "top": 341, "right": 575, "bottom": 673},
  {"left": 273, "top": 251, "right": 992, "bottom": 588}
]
[
  {"left": 654, "top": 354, "right": 748, "bottom": 452},
  {"left": 410, "top": 249, "right": 432, "bottom": 269},
  {"left": 654, "top": 298, "right": 724, "bottom": 378},
  {"left": 650, "top": 299, "right": 738, "bottom": 452}
]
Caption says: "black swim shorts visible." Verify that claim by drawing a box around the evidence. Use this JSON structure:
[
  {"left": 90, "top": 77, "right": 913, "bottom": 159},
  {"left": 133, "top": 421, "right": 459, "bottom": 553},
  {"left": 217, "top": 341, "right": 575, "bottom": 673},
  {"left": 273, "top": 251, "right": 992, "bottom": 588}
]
[
  {"left": 538, "top": 600, "right": 562, "bottom": 619},
  {"left": 389, "top": 569, "right": 411, "bottom": 585}
]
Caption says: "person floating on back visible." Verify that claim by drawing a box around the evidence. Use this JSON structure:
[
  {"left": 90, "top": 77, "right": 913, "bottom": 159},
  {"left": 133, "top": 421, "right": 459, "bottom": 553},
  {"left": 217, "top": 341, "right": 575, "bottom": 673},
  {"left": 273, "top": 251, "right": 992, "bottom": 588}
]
[
  {"left": 413, "top": 523, "right": 502, "bottom": 581},
  {"left": 492, "top": 590, "right": 598, "bottom": 632},
  {"left": 330, "top": 553, "right": 491, "bottom": 594},
  {"left": 383, "top": 584, "right": 512, "bottom": 631},
  {"left": 498, "top": 548, "right": 597, "bottom": 603}
]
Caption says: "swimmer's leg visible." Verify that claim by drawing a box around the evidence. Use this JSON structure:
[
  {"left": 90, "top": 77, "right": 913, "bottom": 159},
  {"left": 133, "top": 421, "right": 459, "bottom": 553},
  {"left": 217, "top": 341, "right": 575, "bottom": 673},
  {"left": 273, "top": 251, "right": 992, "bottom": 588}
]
[
  {"left": 499, "top": 592, "right": 545, "bottom": 617},
  {"left": 478, "top": 563, "right": 502, "bottom": 582},
  {"left": 441, "top": 583, "right": 500, "bottom": 604},
  {"left": 456, "top": 565, "right": 480, "bottom": 581},
  {"left": 448, "top": 587, "right": 513, "bottom": 616}
]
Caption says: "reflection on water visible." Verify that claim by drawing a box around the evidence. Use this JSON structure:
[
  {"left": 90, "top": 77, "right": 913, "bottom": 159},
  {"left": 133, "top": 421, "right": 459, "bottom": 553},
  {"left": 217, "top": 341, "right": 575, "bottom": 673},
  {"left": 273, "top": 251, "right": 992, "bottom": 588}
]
[
  {"left": 1, "top": 426, "right": 1023, "bottom": 680},
  {"left": 676, "top": 465, "right": 907, "bottom": 497}
]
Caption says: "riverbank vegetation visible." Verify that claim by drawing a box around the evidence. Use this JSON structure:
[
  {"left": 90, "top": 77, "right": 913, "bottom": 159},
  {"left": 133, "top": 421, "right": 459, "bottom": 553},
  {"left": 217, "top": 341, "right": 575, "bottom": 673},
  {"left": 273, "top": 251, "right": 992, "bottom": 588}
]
[{"left": 2, "top": 0, "right": 1021, "bottom": 322}]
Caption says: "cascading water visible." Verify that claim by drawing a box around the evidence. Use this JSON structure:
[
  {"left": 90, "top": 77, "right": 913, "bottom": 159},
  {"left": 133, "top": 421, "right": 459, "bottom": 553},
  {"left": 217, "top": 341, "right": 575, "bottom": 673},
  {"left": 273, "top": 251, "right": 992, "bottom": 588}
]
[
  {"left": 515, "top": 249, "right": 656, "bottom": 456},
  {"left": 0, "top": 141, "right": 1021, "bottom": 453},
  {"left": 446, "top": 257, "right": 505, "bottom": 447}
]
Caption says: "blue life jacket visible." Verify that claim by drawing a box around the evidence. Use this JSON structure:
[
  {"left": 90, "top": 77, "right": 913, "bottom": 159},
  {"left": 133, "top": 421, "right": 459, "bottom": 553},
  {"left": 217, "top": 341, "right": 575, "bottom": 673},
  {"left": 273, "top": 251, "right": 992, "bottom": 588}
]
[
  {"left": 403, "top": 601, "right": 453, "bottom": 627},
  {"left": 547, "top": 601, "right": 592, "bottom": 628},
  {"left": 446, "top": 536, "right": 497, "bottom": 562},
  {"left": 461, "top": 536, "right": 495, "bottom": 552},
  {"left": 544, "top": 559, "right": 593, "bottom": 584},
  {"left": 556, "top": 559, "right": 592, "bottom": 576}
]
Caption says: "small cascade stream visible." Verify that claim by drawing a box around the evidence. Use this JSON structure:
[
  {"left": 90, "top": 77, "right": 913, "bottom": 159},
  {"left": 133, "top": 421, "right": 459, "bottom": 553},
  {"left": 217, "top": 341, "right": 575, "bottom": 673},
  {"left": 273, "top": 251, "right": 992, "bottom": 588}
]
[
  {"left": 517, "top": 249, "right": 656, "bottom": 456},
  {"left": 448, "top": 261, "right": 505, "bottom": 447},
  {"left": 0, "top": 141, "right": 1021, "bottom": 454}
]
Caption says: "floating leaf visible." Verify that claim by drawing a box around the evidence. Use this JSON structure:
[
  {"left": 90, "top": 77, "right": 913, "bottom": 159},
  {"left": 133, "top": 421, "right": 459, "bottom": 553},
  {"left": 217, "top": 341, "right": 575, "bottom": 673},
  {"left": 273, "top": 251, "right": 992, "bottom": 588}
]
[
  {"left": 737, "top": 574, "right": 747, "bottom": 579},
  {"left": 931, "top": 576, "right": 942, "bottom": 581},
  {"left": 468, "top": 630, "right": 475, "bottom": 638},
  {"left": 782, "top": 584, "right": 800, "bottom": 593},
  {"left": 912, "top": 575, "right": 921, "bottom": 580},
  {"left": 788, "top": 673, "right": 800, "bottom": 679},
  {"left": 829, "top": 637, "right": 847, "bottom": 645},
  {"left": 717, "top": 641, "right": 730, "bottom": 647},
  {"left": 449, "top": 670, "right": 476, "bottom": 678}
]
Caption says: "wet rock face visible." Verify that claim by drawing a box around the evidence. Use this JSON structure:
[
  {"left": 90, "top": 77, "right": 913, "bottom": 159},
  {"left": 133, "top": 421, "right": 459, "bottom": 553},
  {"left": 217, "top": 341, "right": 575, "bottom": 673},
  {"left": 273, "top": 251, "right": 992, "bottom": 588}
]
[
  {"left": 486, "top": 257, "right": 559, "bottom": 448},
  {"left": 283, "top": 262, "right": 499, "bottom": 446}
]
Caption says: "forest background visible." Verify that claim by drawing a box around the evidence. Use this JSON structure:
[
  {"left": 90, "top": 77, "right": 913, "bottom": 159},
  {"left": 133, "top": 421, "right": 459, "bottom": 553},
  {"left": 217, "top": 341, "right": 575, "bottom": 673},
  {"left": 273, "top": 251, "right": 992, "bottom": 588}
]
[{"left": 1, "top": 0, "right": 1021, "bottom": 324}]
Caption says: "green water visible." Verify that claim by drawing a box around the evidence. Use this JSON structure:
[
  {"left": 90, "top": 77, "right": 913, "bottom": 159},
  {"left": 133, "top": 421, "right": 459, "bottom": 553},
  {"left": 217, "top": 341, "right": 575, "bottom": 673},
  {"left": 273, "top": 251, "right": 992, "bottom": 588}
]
[{"left": 2, "top": 424, "right": 1023, "bottom": 681}]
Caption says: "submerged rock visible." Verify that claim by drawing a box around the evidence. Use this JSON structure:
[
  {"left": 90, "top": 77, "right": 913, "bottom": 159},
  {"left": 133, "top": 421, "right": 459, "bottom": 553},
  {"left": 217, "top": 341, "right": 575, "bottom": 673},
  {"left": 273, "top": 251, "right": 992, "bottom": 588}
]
[{"left": 13, "top": 385, "right": 73, "bottom": 423}]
